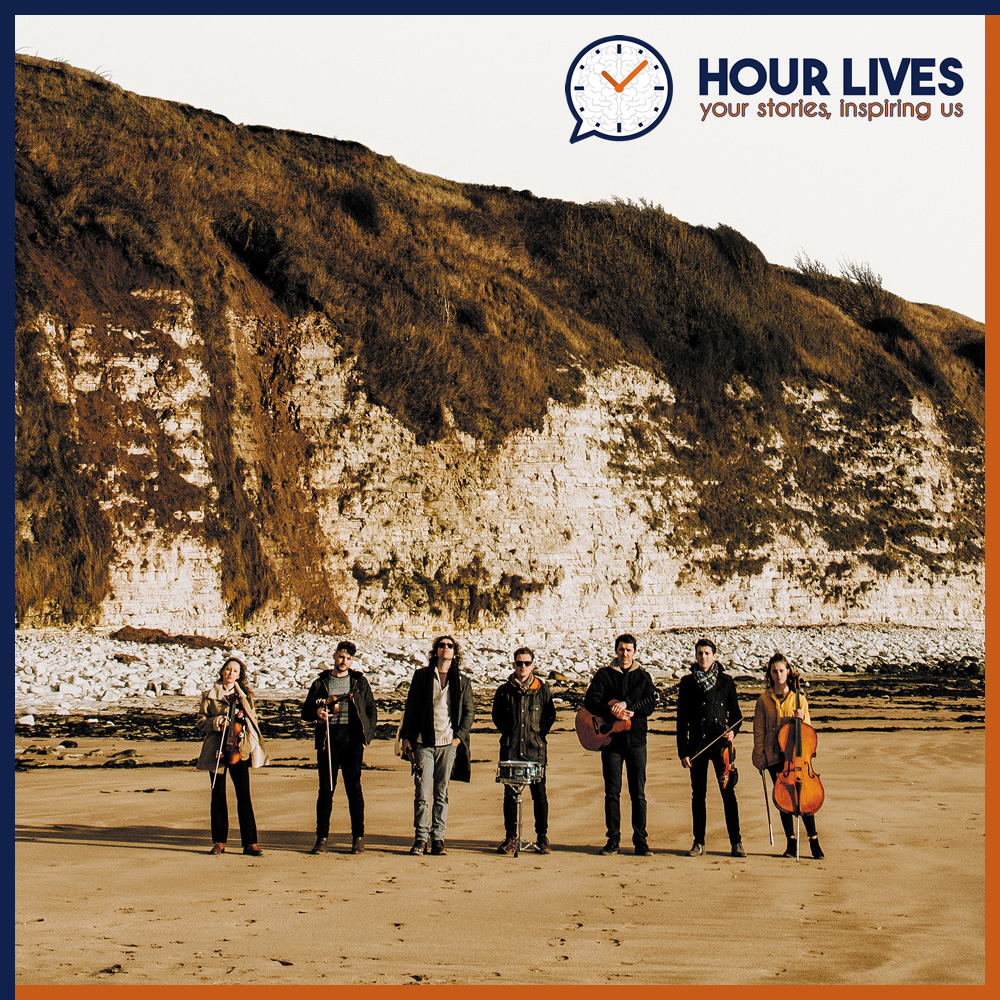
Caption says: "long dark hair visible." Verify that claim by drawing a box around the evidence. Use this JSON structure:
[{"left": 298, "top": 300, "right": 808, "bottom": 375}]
[
  {"left": 219, "top": 656, "right": 255, "bottom": 704},
  {"left": 429, "top": 635, "right": 461, "bottom": 672}
]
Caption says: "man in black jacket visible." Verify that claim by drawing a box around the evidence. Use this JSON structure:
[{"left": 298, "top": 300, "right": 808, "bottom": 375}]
[
  {"left": 301, "top": 640, "right": 377, "bottom": 855},
  {"left": 399, "top": 635, "right": 474, "bottom": 856},
  {"left": 676, "top": 637, "right": 745, "bottom": 857},
  {"left": 583, "top": 633, "right": 659, "bottom": 855},
  {"left": 491, "top": 646, "right": 557, "bottom": 854}
]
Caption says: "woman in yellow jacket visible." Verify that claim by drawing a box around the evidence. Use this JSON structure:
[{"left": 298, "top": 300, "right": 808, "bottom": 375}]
[{"left": 752, "top": 653, "right": 824, "bottom": 859}]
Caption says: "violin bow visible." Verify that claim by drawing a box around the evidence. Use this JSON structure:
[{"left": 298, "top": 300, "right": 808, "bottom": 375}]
[
  {"left": 326, "top": 702, "right": 333, "bottom": 790},
  {"left": 689, "top": 717, "right": 745, "bottom": 762},
  {"left": 320, "top": 686, "right": 334, "bottom": 789},
  {"left": 211, "top": 700, "right": 234, "bottom": 789}
]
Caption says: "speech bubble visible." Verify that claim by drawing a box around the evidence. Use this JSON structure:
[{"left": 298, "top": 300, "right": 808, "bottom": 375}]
[{"left": 566, "top": 35, "right": 672, "bottom": 144}]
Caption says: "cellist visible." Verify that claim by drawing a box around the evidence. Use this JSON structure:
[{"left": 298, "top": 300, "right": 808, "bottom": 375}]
[
  {"left": 752, "top": 653, "right": 824, "bottom": 859},
  {"left": 196, "top": 656, "right": 268, "bottom": 856}
]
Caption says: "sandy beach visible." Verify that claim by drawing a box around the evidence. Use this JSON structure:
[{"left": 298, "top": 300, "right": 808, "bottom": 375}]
[{"left": 15, "top": 692, "right": 985, "bottom": 986}]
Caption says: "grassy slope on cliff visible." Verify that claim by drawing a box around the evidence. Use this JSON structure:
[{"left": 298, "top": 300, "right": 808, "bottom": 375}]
[{"left": 14, "top": 55, "right": 985, "bottom": 624}]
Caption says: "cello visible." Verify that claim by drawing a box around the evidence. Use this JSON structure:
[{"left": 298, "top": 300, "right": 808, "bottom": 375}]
[{"left": 772, "top": 672, "right": 824, "bottom": 859}]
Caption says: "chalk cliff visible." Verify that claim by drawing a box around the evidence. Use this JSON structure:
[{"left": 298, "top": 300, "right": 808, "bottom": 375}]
[
  {"left": 21, "top": 298, "right": 983, "bottom": 633},
  {"left": 14, "top": 56, "right": 984, "bottom": 633}
]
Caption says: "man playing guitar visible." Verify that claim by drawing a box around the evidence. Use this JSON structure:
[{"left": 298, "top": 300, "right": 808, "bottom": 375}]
[{"left": 583, "top": 634, "right": 659, "bottom": 856}]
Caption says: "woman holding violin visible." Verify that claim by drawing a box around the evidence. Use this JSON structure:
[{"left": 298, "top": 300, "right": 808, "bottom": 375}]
[
  {"left": 752, "top": 653, "right": 824, "bottom": 859},
  {"left": 196, "top": 656, "right": 268, "bottom": 856}
]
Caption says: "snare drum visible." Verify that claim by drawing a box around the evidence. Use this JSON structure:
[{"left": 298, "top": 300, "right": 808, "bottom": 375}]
[{"left": 496, "top": 759, "right": 544, "bottom": 785}]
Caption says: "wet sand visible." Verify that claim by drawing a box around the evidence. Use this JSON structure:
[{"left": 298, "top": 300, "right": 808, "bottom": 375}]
[{"left": 15, "top": 716, "right": 985, "bottom": 985}]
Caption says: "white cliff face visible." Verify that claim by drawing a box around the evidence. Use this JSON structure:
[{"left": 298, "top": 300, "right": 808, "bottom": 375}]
[
  {"left": 290, "top": 315, "right": 983, "bottom": 632},
  {"left": 19, "top": 303, "right": 984, "bottom": 633},
  {"left": 28, "top": 305, "right": 228, "bottom": 631}
]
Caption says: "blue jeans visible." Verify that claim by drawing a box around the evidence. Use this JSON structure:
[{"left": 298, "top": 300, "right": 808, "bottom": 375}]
[{"left": 413, "top": 743, "right": 457, "bottom": 840}]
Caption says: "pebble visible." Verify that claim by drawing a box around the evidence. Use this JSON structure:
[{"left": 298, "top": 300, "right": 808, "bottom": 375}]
[{"left": 12, "top": 623, "right": 985, "bottom": 718}]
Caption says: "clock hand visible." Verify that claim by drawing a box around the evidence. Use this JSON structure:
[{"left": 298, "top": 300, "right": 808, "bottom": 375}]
[
  {"left": 619, "top": 59, "right": 649, "bottom": 90},
  {"left": 601, "top": 69, "right": 624, "bottom": 93}
]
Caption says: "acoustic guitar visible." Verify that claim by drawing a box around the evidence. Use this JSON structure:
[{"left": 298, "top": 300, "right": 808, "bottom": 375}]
[{"left": 575, "top": 702, "right": 631, "bottom": 751}]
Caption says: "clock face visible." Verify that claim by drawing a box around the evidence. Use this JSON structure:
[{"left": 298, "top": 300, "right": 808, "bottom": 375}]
[{"left": 566, "top": 35, "right": 673, "bottom": 143}]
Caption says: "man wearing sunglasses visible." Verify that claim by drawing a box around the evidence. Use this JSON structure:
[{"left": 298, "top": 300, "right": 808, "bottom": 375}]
[
  {"left": 491, "top": 646, "right": 557, "bottom": 854},
  {"left": 399, "top": 635, "right": 474, "bottom": 856}
]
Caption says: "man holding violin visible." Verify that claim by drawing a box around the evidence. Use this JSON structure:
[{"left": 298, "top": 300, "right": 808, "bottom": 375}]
[
  {"left": 676, "top": 638, "right": 745, "bottom": 858},
  {"left": 301, "top": 641, "right": 377, "bottom": 855}
]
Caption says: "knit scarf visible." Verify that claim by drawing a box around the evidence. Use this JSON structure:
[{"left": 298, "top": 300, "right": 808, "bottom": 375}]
[{"left": 693, "top": 662, "right": 719, "bottom": 692}]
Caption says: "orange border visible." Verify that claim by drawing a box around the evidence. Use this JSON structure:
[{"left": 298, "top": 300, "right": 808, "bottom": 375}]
[{"left": 984, "top": 11, "right": 995, "bottom": 994}]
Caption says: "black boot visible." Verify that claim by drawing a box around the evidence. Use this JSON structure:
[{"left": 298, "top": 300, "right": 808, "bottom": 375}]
[
  {"left": 782, "top": 837, "right": 797, "bottom": 858},
  {"left": 809, "top": 836, "right": 824, "bottom": 859}
]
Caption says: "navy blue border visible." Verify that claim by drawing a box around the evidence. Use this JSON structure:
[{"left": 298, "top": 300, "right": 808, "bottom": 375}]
[{"left": 13, "top": 4, "right": 999, "bottom": 12}]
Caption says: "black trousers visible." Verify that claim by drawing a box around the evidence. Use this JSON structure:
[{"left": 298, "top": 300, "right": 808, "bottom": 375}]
[
  {"left": 601, "top": 736, "right": 647, "bottom": 845},
  {"left": 767, "top": 763, "right": 818, "bottom": 838},
  {"left": 316, "top": 734, "right": 365, "bottom": 839},
  {"left": 210, "top": 759, "right": 257, "bottom": 846},
  {"left": 689, "top": 744, "right": 741, "bottom": 844},
  {"left": 503, "top": 776, "right": 548, "bottom": 837}
]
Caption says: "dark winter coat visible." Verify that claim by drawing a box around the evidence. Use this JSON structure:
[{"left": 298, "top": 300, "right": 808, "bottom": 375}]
[
  {"left": 675, "top": 669, "right": 742, "bottom": 760},
  {"left": 583, "top": 664, "right": 659, "bottom": 745},
  {"left": 491, "top": 674, "right": 556, "bottom": 764},
  {"left": 301, "top": 670, "right": 377, "bottom": 749}
]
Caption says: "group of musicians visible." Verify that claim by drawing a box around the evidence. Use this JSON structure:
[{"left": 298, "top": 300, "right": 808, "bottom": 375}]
[{"left": 195, "top": 633, "right": 823, "bottom": 859}]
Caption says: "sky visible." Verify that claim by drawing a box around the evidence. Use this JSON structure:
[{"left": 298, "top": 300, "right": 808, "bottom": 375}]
[{"left": 14, "top": 14, "right": 985, "bottom": 321}]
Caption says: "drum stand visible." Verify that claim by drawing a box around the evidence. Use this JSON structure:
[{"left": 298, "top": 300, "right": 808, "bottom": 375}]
[
  {"left": 509, "top": 781, "right": 535, "bottom": 857},
  {"left": 496, "top": 760, "right": 543, "bottom": 857}
]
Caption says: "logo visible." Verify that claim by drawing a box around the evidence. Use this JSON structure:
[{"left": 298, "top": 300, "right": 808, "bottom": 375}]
[{"left": 566, "top": 35, "right": 673, "bottom": 143}]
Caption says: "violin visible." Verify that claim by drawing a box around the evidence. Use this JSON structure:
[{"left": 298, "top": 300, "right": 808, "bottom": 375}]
[
  {"left": 316, "top": 691, "right": 350, "bottom": 721},
  {"left": 720, "top": 740, "right": 738, "bottom": 789},
  {"left": 687, "top": 718, "right": 743, "bottom": 786},
  {"left": 222, "top": 692, "right": 243, "bottom": 766},
  {"left": 772, "top": 673, "right": 824, "bottom": 816}
]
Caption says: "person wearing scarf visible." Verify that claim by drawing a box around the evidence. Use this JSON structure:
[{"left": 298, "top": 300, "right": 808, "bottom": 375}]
[
  {"left": 491, "top": 646, "right": 557, "bottom": 854},
  {"left": 676, "top": 638, "right": 745, "bottom": 857},
  {"left": 195, "top": 656, "right": 268, "bottom": 856}
]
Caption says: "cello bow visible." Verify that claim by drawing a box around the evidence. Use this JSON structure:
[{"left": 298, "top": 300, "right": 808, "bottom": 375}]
[{"left": 760, "top": 767, "right": 774, "bottom": 846}]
